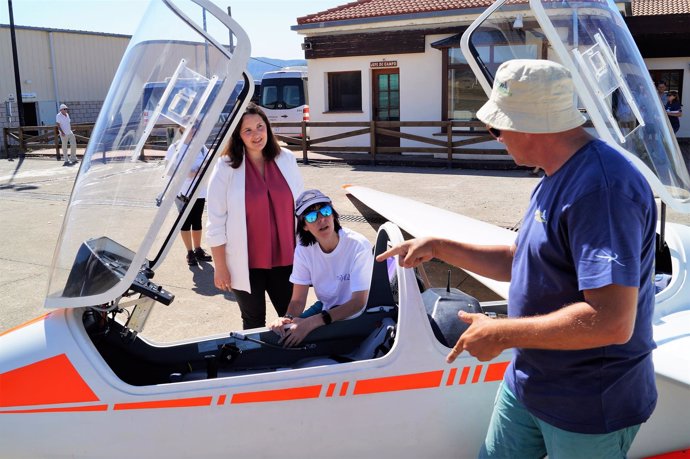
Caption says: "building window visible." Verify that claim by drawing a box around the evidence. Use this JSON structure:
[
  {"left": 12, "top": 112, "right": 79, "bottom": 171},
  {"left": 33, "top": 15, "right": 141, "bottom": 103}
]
[
  {"left": 328, "top": 71, "right": 362, "bottom": 111},
  {"left": 446, "top": 44, "right": 537, "bottom": 121}
]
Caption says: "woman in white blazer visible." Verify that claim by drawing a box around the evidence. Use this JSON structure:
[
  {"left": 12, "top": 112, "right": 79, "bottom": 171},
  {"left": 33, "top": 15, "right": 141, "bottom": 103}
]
[{"left": 206, "top": 103, "right": 304, "bottom": 329}]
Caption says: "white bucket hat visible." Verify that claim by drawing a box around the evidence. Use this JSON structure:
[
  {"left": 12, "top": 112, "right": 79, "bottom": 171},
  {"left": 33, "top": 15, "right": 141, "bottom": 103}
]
[
  {"left": 59, "top": 103, "right": 68, "bottom": 110},
  {"left": 476, "top": 59, "right": 586, "bottom": 134}
]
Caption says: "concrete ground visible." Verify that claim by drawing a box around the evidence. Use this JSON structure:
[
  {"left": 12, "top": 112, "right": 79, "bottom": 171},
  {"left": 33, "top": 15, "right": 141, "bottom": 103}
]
[{"left": 1, "top": 152, "right": 689, "bottom": 342}]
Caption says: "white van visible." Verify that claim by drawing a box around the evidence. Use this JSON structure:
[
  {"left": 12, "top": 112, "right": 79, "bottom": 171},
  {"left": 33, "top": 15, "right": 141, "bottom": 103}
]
[{"left": 260, "top": 67, "right": 309, "bottom": 138}]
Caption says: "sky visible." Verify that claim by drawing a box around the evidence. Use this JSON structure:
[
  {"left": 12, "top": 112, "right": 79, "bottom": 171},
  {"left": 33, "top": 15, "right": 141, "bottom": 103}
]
[{"left": 0, "top": 0, "right": 345, "bottom": 60}]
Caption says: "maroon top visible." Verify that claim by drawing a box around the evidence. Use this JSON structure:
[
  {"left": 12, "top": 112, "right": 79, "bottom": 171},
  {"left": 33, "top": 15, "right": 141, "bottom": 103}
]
[{"left": 245, "top": 158, "right": 295, "bottom": 269}]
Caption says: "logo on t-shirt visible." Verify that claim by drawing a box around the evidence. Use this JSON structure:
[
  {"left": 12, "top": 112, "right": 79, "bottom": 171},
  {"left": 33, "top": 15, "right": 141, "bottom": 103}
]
[
  {"left": 534, "top": 209, "right": 547, "bottom": 223},
  {"left": 594, "top": 250, "right": 625, "bottom": 266},
  {"left": 337, "top": 273, "right": 351, "bottom": 281}
]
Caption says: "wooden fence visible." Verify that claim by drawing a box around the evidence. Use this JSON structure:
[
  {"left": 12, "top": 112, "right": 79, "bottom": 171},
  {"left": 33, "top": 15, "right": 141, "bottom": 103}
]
[
  {"left": 3, "top": 120, "right": 509, "bottom": 166},
  {"left": 274, "top": 120, "right": 507, "bottom": 166}
]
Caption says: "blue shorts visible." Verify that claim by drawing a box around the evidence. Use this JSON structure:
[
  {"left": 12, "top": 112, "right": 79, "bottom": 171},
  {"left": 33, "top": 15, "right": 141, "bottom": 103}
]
[
  {"left": 299, "top": 300, "right": 324, "bottom": 318},
  {"left": 480, "top": 382, "right": 641, "bottom": 459}
]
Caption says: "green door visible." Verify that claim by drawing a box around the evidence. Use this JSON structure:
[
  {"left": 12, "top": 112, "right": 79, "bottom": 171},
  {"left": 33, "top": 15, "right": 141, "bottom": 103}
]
[{"left": 372, "top": 69, "right": 400, "bottom": 148}]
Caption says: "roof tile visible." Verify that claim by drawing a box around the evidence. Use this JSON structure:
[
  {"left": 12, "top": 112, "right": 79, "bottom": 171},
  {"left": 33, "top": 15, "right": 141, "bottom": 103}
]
[
  {"left": 297, "top": 0, "right": 494, "bottom": 25},
  {"left": 631, "top": 0, "right": 690, "bottom": 15},
  {"left": 297, "top": 0, "right": 689, "bottom": 25}
]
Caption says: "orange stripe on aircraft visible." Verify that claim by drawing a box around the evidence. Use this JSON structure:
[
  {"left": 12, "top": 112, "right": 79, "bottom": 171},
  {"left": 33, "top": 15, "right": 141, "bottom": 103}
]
[
  {"left": 339, "top": 381, "right": 349, "bottom": 397},
  {"left": 484, "top": 362, "right": 509, "bottom": 382},
  {"left": 353, "top": 370, "right": 443, "bottom": 395},
  {"left": 458, "top": 366, "right": 470, "bottom": 385},
  {"left": 645, "top": 449, "right": 690, "bottom": 458},
  {"left": 0, "top": 404, "right": 108, "bottom": 414},
  {"left": 326, "top": 383, "right": 336, "bottom": 397},
  {"left": 217, "top": 395, "right": 227, "bottom": 405},
  {"left": 446, "top": 368, "right": 458, "bottom": 386},
  {"left": 113, "top": 396, "right": 212, "bottom": 410},
  {"left": 0, "top": 313, "right": 49, "bottom": 338},
  {"left": 231, "top": 385, "right": 322, "bottom": 404},
  {"left": 0, "top": 354, "right": 99, "bottom": 408},
  {"left": 471, "top": 365, "right": 483, "bottom": 384}
]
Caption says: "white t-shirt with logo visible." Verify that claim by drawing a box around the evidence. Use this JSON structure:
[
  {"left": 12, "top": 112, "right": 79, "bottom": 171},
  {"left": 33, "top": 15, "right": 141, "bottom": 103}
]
[
  {"left": 290, "top": 227, "right": 373, "bottom": 310},
  {"left": 56, "top": 111, "right": 72, "bottom": 135}
]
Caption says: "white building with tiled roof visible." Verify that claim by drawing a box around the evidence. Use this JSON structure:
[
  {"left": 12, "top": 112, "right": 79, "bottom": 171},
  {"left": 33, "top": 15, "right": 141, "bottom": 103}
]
[{"left": 293, "top": 0, "right": 690, "bottom": 149}]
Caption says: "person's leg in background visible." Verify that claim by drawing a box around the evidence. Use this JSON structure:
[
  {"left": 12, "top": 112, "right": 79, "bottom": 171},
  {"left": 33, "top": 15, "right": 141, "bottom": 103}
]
[
  {"left": 179, "top": 204, "right": 197, "bottom": 266},
  {"left": 68, "top": 132, "right": 77, "bottom": 163},
  {"left": 61, "top": 135, "right": 70, "bottom": 165},
  {"left": 189, "top": 198, "right": 212, "bottom": 262}
]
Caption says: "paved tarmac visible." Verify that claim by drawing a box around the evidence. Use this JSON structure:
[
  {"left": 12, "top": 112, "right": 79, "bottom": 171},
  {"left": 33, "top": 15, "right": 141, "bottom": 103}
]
[{"left": 2, "top": 152, "right": 689, "bottom": 341}]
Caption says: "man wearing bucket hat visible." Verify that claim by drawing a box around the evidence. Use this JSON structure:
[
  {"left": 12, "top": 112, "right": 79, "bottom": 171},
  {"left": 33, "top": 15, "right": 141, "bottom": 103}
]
[
  {"left": 378, "top": 59, "right": 657, "bottom": 457},
  {"left": 56, "top": 104, "right": 77, "bottom": 166}
]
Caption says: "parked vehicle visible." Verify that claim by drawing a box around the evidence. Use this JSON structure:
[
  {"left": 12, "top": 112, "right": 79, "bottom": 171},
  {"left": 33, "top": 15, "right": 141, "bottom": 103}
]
[{"left": 260, "top": 67, "right": 309, "bottom": 138}]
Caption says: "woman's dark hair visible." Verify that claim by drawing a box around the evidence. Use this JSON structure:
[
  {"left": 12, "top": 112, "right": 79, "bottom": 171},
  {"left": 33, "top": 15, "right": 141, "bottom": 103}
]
[
  {"left": 296, "top": 204, "right": 342, "bottom": 247},
  {"left": 221, "top": 103, "right": 281, "bottom": 169}
]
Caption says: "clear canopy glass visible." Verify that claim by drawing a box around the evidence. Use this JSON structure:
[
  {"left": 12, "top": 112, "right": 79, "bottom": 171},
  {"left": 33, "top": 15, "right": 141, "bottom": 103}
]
[
  {"left": 45, "top": 0, "right": 251, "bottom": 308},
  {"left": 462, "top": 0, "right": 690, "bottom": 212}
]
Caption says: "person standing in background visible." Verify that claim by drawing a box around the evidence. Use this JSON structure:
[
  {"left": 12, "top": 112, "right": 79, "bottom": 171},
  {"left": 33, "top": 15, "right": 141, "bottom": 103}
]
[
  {"left": 656, "top": 81, "right": 668, "bottom": 106},
  {"left": 665, "top": 90, "right": 682, "bottom": 134},
  {"left": 165, "top": 123, "right": 213, "bottom": 266},
  {"left": 56, "top": 104, "right": 77, "bottom": 166}
]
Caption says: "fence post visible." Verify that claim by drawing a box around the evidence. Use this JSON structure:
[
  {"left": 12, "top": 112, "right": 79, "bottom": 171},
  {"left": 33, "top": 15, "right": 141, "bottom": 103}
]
[
  {"left": 301, "top": 121, "right": 309, "bottom": 164},
  {"left": 2, "top": 128, "right": 8, "bottom": 159},
  {"left": 447, "top": 120, "right": 453, "bottom": 168},
  {"left": 18, "top": 126, "right": 25, "bottom": 152},
  {"left": 54, "top": 126, "right": 61, "bottom": 160},
  {"left": 370, "top": 120, "right": 377, "bottom": 166}
]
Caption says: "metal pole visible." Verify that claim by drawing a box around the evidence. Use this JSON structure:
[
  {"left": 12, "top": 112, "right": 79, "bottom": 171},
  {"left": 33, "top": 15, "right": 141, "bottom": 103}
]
[
  {"left": 227, "top": 6, "right": 235, "bottom": 54},
  {"left": 8, "top": 0, "right": 25, "bottom": 127},
  {"left": 203, "top": 8, "right": 209, "bottom": 78}
]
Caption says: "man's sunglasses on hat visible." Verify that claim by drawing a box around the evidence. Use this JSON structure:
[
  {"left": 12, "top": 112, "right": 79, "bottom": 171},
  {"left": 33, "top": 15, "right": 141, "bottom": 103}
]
[{"left": 304, "top": 204, "right": 333, "bottom": 223}]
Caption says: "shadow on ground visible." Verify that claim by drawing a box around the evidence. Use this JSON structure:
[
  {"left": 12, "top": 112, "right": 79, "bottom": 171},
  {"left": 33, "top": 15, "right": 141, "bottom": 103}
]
[{"left": 190, "top": 260, "right": 237, "bottom": 301}]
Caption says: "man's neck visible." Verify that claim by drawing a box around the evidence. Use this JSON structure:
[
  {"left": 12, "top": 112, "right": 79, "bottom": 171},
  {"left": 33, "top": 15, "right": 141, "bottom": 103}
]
[{"left": 539, "top": 128, "right": 594, "bottom": 176}]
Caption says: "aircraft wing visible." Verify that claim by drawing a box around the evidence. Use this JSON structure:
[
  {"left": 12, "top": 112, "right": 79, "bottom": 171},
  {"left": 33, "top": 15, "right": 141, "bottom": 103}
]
[{"left": 345, "top": 184, "right": 516, "bottom": 299}]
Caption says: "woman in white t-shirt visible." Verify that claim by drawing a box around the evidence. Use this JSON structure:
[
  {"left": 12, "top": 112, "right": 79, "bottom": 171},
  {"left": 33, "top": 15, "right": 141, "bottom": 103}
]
[{"left": 269, "top": 189, "right": 373, "bottom": 347}]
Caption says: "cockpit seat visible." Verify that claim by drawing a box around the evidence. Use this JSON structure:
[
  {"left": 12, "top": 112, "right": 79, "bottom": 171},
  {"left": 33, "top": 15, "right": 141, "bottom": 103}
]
[{"left": 422, "top": 287, "right": 482, "bottom": 348}]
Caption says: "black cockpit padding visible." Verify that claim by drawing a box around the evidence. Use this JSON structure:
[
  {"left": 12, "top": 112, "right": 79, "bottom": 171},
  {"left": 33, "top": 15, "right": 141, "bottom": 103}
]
[
  {"left": 422, "top": 287, "right": 482, "bottom": 348},
  {"left": 366, "top": 229, "right": 396, "bottom": 308}
]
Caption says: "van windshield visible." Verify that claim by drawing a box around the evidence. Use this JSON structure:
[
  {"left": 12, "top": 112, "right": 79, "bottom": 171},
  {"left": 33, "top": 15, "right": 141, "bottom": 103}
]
[{"left": 260, "top": 78, "right": 305, "bottom": 109}]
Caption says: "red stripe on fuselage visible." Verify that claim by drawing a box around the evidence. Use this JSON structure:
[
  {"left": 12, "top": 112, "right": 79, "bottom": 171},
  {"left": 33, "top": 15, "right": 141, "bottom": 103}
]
[
  {"left": 353, "top": 371, "right": 444, "bottom": 395},
  {"left": 0, "top": 354, "right": 99, "bottom": 408},
  {"left": 231, "top": 385, "right": 322, "bottom": 404}
]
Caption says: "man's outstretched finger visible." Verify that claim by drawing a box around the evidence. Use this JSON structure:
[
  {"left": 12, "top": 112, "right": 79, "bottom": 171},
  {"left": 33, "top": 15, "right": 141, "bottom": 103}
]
[{"left": 375, "top": 245, "right": 403, "bottom": 262}]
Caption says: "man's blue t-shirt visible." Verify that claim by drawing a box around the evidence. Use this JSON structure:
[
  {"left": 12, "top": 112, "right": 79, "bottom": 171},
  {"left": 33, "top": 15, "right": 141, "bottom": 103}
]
[{"left": 505, "top": 139, "right": 658, "bottom": 434}]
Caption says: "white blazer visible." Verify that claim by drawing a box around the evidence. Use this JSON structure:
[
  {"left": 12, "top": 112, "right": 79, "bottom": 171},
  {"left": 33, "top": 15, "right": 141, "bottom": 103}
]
[{"left": 206, "top": 147, "right": 304, "bottom": 293}]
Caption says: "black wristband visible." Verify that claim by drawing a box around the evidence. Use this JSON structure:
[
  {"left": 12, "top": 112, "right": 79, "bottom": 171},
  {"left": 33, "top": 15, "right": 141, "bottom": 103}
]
[
  {"left": 320, "top": 310, "right": 332, "bottom": 325},
  {"left": 284, "top": 313, "right": 294, "bottom": 320}
]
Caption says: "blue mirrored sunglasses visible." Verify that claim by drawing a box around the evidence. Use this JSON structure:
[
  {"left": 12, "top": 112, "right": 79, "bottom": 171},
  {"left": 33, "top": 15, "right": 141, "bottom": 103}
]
[{"left": 304, "top": 204, "right": 333, "bottom": 223}]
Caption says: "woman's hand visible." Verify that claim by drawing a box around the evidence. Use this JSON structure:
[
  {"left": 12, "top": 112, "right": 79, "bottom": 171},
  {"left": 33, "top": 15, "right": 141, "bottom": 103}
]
[
  {"left": 280, "top": 317, "right": 320, "bottom": 347},
  {"left": 269, "top": 316, "right": 294, "bottom": 337},
  {"left": 214, "top": 265, "right": 232, "bottom": 291}
]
